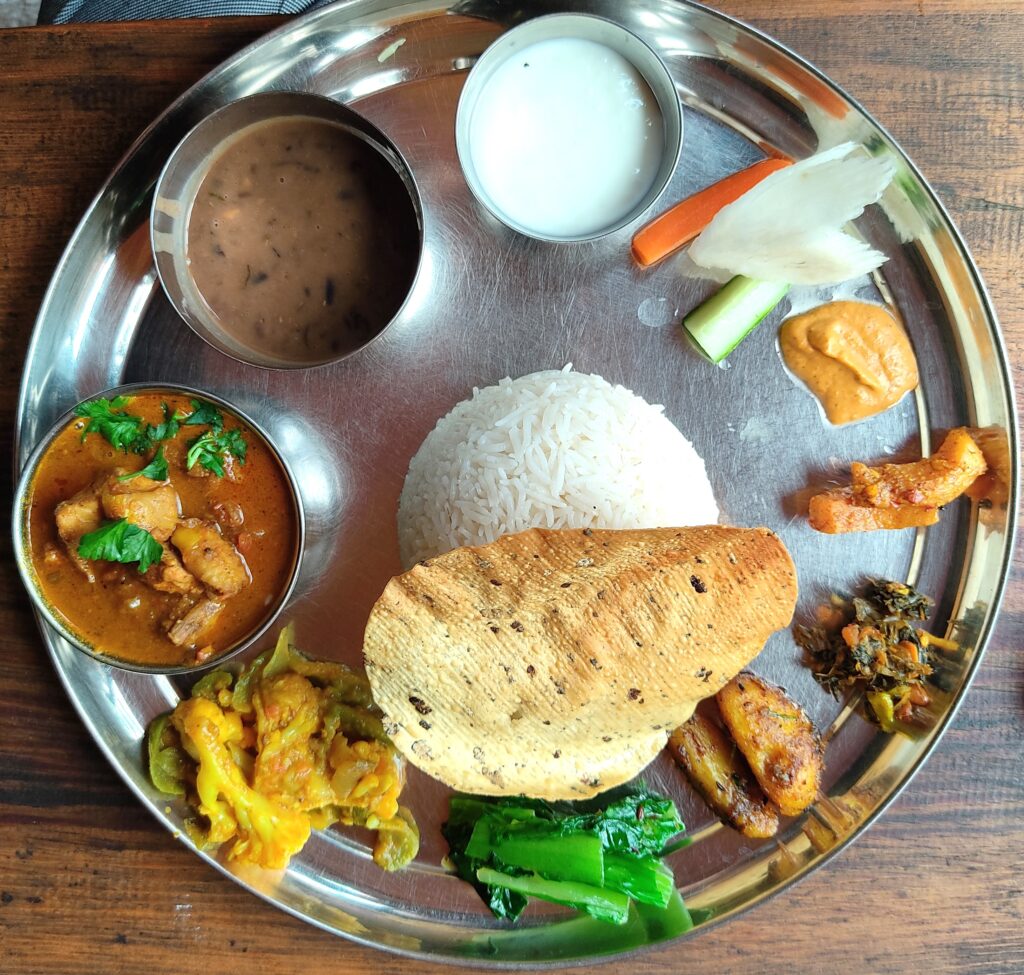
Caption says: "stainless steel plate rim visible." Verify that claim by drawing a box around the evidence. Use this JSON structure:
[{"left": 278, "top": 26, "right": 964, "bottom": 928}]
[{"left": 14, "top": 0, "right": 1019, "bottom": 966}]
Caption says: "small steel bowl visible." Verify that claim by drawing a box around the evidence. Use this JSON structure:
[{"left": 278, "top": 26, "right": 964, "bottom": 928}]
[
  {"left": 12, "top": 383, "right": 305, "bottom": 675},
  {"left": 151, "top": 91, "right": 424, "bottom": 370},
  {"left": 455, "top": 12, "right": 683, "bottom": 243}
]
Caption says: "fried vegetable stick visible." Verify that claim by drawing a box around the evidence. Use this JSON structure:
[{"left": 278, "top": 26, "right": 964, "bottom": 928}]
[{"left": 808, "top": 427, "right": 986, "bottom": 534}]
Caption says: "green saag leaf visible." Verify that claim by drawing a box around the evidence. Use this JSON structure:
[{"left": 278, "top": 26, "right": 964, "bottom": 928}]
[
  {"left": 117, "top": 445, "right": 169, "bottom": 482},
  {"left": 557, "top": 791, "right": 686, "bottom": 858},
  {"left": 77, "top": 518, "right": 163, "bottom": 573},
  {"left": 442, "top": 798, "right": 530, "bottom": 921},
  {"left": 443, "top": 789, "right": 687, "bottom": 925},
  {"left": 186, "top": 426, "right": 247, "bottom": 478}
]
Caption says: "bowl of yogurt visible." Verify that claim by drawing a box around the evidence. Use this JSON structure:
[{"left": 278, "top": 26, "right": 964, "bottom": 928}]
[{"left": 455, "top": 13, "right": 683, "bottom": 243}]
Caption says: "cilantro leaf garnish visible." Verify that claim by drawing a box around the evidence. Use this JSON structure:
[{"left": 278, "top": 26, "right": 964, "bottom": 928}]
[
  {"left": 77, "top": 519, "right": 163, "bottom": 573},
  {"left": 74, "top": 397, "right": 182, "bottom": 455},
  {"left": 147, "top": 403, "right": 182, "bottom": 443},
  {"left": 75, "top": 395, "right": 244, "bottom": 480},
  {"left": 118, "top": 446, "right": 169, "bottom": 482},
  {"left": 186, "top": 426, "right": 247, "bottom": 477},
  {"left": 74, "top": 397, "right": 147, "bottom": 453},
  {"left": 183, "top": 399, "right": 224, "bottom": 431}
]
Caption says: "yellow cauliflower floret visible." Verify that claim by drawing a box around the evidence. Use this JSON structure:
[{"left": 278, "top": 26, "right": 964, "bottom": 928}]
[
  {"left": 252, "top": 672, "right": 336, "bottom": 812},
  {"left": 151, "top": 626, "right": 419, "bottom": 873},
  {"left": 172, "top": 697, "right": 311, "bottom": 869}
]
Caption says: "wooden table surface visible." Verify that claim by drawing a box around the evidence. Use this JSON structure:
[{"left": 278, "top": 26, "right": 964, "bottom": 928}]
[{"left": 1, "top": 4, "right": 1021, "bottom": 973}]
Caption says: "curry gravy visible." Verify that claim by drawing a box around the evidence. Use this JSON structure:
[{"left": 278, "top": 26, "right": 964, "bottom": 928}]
[
  {"left": 779, "top": 301, "right": 919, "bottom": 425},
  {"left": 26, "top": 393, "right": 298, "bottom": 668},
  {"left": 186, "top": 117, "right": 419, "bottom": 365}
]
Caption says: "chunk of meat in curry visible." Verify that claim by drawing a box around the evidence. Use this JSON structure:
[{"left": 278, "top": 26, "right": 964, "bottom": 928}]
[
  {"left": 102, "top": 473, "right": 181, "bottom": 541},
  {"left": 168, "top": 597, "right": 224, "bottom": 648},
  {"left": 172, "top": 519, "right": 251, "bottom": 598},
  {"left": 54, "top": 475, "right": 252, "bottom": 649},
  {"left": 54, "top": 477, "right": 105, "bottom": 582},
  {"left": 145, "top": 547, "right": 201, "bottom": 596}
]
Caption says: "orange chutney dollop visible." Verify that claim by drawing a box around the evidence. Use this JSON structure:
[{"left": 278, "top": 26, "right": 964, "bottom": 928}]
[{"left": 779, "top": 301, "right": 919, "bottom": 425}]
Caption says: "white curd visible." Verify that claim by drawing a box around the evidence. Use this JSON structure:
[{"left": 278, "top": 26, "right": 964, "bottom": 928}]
[{"left": 466, "top": 37, "right": 664, "bottom": 238}]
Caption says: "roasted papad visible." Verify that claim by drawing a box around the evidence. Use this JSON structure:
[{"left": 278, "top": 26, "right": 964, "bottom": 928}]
[{"left": 363, "top": 526, "right": 797, "bottom": 799}]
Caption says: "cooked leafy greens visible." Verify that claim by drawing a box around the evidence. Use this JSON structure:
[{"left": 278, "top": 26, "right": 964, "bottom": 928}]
[
  {"left": 77, "top": 518, "right": 163, "bottom": 573},
  {"left": 442, "top": 789, "right": 687, "bottom": 925},
  {"left": 797, "top": 579, "right": 942, "bottom": 732},
  {"left": 118, "top": 445, "right": 168, "bottom": 482}
]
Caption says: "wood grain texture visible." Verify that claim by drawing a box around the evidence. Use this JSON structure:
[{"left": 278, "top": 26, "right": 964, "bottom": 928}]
[{"left": 1, "top": 5, "right": 1021, "bottom": 973}]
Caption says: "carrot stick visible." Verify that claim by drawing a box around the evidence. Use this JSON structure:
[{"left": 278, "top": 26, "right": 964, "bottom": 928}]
[{"left": 632, "top": 157, "right": 793, "bottom": 267}]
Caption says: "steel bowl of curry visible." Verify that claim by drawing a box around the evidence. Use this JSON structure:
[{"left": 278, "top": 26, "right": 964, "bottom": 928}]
[{"left": 13, "top": 385, "right": 304, "bottom": 674}]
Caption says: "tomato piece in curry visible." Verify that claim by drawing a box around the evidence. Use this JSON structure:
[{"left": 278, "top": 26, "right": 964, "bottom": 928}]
[{"left": 24, "top": 391, "right": 299, "bottom": 668}]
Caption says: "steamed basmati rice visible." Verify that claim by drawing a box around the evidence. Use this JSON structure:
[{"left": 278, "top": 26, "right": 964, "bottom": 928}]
[{"left": 396, "top": 367, "right": 719, "bottom": 568}]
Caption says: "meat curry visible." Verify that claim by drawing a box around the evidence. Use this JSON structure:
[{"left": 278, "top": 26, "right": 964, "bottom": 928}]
[{"left": 24, "top": 391, "right": 299, "bottom": 668}]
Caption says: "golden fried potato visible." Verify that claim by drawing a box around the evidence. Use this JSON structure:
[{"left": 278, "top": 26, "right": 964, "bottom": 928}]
[
  {"left": 716, "top": 674, "right": 823, "bottom": 817},
  {"left": 850, "top": 428, "right": 986, "bottom": 507},
  {"left": 809, "top": 428, "right": 986, "bottom": 534},
  {"left": 667, "top": 710, "right": 778, "bottom": 838}
]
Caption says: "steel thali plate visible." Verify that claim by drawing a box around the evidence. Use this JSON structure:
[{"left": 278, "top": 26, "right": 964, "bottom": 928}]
[{"left": 15, "top": 0, "right": 1018, "bottom": 965}]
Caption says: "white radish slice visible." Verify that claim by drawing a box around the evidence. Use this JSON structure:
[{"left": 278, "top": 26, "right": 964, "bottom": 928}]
[{"left": 688, "top": 142, "right": 897, "bottom": 285}]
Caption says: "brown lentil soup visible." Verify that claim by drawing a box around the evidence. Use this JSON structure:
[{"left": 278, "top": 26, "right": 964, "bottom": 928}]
[{"left": 186, "top": 116, "right": 420, "bottom": 365}]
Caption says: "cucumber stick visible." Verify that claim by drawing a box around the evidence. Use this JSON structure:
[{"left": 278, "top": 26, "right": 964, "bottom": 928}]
[{"left": 683, "top": 275, "right": 790, "bottom": 363}]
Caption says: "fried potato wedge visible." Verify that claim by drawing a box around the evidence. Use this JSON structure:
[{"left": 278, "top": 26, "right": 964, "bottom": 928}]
[
  {"left": 667, "top": 709, "right": 778, "bottom": 839},
  {"left": 809, "top": 428, "right": 986, "bottom": 534},
  {"left": 848, "top": 427, "right": 985, "bottom": 508},
  {"left": 716, "top": 674, "right": 823, "bottom": 817},
  {"left": 807, "top": 496, "right": 938, "bottom": 533}
]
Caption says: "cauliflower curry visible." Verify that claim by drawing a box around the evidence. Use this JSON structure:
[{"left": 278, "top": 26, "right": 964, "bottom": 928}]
[{"left": 147, "top": 626, "right": 419, "bottom": 872}]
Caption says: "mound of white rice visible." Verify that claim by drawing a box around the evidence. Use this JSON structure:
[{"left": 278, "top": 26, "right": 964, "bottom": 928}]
[{"left": 397, "top": 367, "right": 719, "bottom": 568}]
